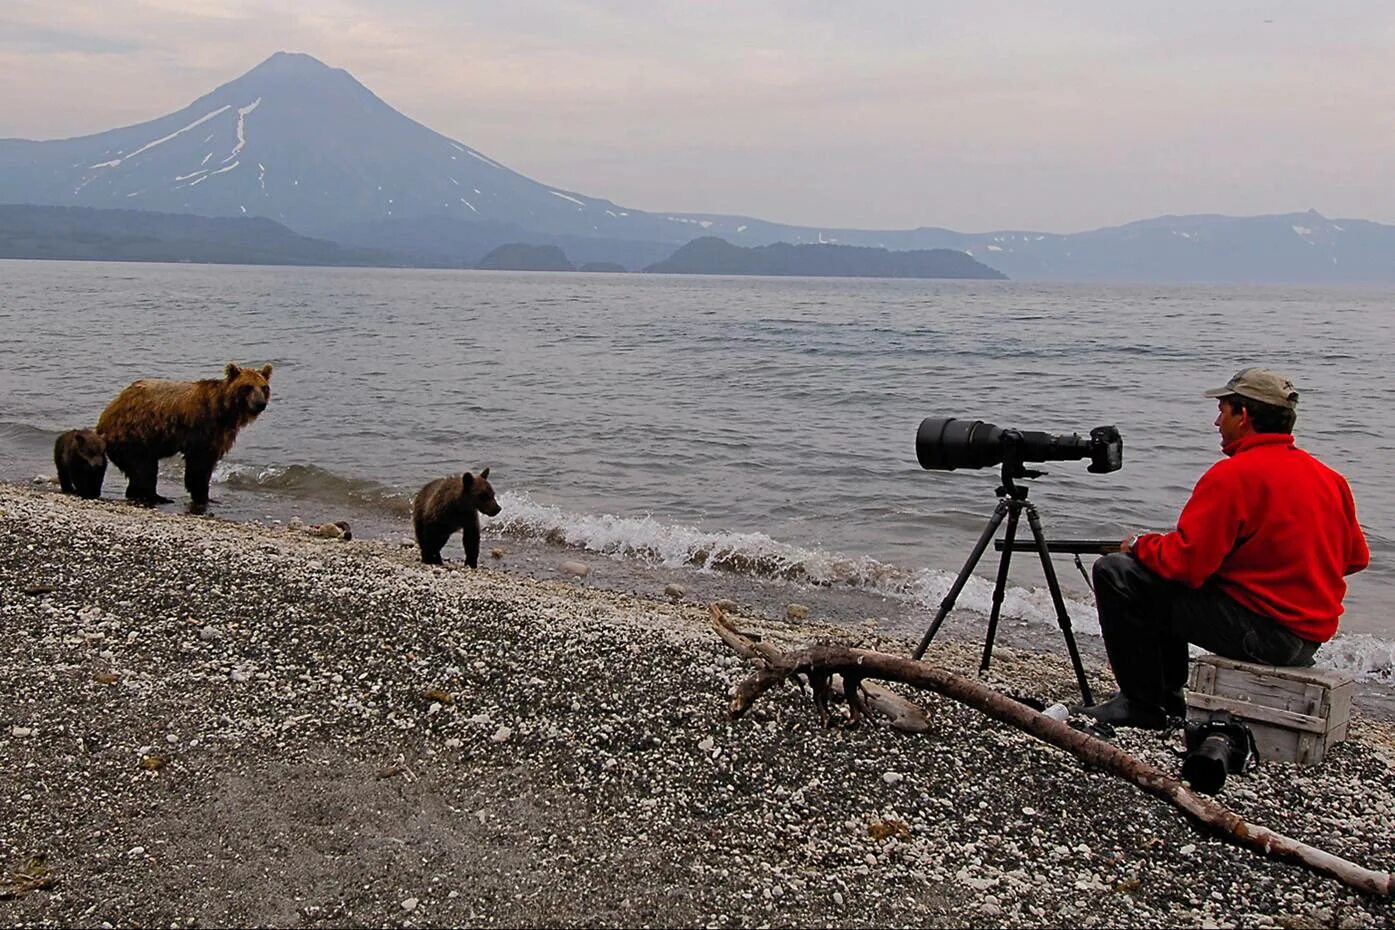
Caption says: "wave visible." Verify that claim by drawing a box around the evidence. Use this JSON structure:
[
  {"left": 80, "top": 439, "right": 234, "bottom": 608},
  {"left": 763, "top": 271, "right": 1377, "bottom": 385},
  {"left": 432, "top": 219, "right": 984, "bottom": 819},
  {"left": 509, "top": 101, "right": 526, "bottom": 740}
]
[
  {"left": 491, "top": 491, "right": 917, "bottom": 590},
  {"left": 0, "top": 419, "right": 62, "bottom": 446},
  {"left": 205, "top": 463, "right": 1395, "bottom": 686},
  {"left": 1312, "top": 633, "right": 1395, "bottom": 685},
  {"left": 212, "top": 461, "right": 413, "bottom": 516}
]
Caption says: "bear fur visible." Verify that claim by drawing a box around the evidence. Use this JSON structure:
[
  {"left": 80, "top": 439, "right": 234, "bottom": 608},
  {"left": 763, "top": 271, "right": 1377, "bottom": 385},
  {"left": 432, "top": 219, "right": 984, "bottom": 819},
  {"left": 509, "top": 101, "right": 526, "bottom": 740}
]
[
  {"left": 96, "top": 362, "right": 272, "bottom": 510},
  {"left": 54, "top": 429, "right": 107, "bottom": 499},
  {"left": 413, "top": 467, "right": 501, "bottom": 566}
]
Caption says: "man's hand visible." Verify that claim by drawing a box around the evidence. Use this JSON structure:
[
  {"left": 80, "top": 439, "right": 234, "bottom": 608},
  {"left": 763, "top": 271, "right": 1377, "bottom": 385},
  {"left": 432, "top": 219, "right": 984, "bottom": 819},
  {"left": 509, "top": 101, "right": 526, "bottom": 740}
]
[{"left": 1120, "top": 534, "right": 1141, "bottom": 554}]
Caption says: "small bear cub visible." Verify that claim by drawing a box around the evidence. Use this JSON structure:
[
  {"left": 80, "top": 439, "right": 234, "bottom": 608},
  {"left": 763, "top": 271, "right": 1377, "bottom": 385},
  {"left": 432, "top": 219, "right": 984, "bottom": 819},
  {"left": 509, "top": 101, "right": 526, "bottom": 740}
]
[
  {"left": 412, "top": 467, "right": 502, "bottom": 566},
  {"left": 54, "top": 429, "right": 108, "bottom": 499}
]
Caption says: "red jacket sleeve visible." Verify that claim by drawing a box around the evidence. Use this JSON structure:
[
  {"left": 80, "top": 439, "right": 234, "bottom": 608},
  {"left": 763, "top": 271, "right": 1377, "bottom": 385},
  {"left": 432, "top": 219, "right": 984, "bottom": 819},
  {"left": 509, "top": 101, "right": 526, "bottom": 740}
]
[
  {"left": 1131, "top": 463, "right": 1245, "bottom": 588},
  {"left": 1341, "top": 479, "right": 1371, "bottom": 576}
]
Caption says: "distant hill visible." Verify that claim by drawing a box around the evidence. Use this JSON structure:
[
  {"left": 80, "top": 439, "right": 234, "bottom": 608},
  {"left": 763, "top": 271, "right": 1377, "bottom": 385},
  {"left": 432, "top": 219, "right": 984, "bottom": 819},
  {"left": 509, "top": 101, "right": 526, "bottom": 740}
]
[
  {"left": 477, "top": 243, "right": 573, "bottom": 271},
  {"left": 579, "top": 262, "right": 626, "bottom": 273},
  {"left": 0, "top": 204, "right": 394, "bottom": 266},
  {"left": 3, "top": 51, "right": 1392, "bottom": 283},
  {"left": 645, "top": 237, "right": 1006, "bottom": 279},
  {"left": 326, "top": 215, "right": 673, "bottom": 271}
]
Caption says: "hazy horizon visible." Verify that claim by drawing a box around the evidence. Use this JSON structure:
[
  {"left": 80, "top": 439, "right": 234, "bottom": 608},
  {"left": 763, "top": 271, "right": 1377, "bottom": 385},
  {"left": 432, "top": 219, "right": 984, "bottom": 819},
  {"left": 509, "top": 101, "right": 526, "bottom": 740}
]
[{"left": 2, "top": 1, "right": 1392, "bottom": 233}]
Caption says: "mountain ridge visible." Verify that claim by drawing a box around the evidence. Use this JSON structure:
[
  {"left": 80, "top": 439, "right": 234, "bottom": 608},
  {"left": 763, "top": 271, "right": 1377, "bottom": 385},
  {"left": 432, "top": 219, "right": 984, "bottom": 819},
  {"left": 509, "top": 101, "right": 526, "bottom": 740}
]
[{"left": 2, "top": 52, "right": 1392, "bottom": 282}]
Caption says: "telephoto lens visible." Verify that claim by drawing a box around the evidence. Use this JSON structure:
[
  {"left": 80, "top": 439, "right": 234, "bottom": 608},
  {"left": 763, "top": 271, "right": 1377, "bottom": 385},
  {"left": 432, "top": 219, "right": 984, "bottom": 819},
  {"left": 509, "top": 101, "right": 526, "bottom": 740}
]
[
  {"left": 1180, "top": 713, "right": 1257, "bottom": 795},
  {"left": 1181, "top": 733, "right": 1235, "bottom": 795},
  {"left": 916, "top": 416, "right": 1123, "bottom": 474}
]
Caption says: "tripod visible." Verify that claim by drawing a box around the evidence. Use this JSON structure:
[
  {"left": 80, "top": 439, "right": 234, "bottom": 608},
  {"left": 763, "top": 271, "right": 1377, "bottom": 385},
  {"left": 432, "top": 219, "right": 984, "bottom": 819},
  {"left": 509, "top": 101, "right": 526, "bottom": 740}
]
[{"left": 912, "top": 460, "right": 1095, "bottom": 705}]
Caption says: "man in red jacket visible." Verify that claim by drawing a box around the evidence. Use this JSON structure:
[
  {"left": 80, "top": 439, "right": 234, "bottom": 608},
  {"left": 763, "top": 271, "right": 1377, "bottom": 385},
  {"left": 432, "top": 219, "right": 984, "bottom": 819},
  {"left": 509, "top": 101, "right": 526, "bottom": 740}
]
[{"left": 1083, "top": 367, "right": 1370, "bottom": 729}]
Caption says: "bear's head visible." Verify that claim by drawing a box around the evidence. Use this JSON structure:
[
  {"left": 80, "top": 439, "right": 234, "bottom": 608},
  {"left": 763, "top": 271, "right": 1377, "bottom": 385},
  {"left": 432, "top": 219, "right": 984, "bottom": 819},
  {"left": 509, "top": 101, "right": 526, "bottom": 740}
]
[
  {"left": 463, "top": 467, "right": 501, "bottom": 517},
  {"left": 72, "top": 430, "right": 106, "bottom": 468},
  {"left": 224, "top": 362, "right": 273, "bottom": 419}
]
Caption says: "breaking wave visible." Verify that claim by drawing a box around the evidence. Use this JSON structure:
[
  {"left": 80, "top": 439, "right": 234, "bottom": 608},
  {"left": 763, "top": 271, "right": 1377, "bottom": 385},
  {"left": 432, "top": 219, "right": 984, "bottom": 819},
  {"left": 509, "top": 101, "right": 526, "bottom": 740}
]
[{"left": 205, "top": 462, "right": 1395, "bottom": 686}]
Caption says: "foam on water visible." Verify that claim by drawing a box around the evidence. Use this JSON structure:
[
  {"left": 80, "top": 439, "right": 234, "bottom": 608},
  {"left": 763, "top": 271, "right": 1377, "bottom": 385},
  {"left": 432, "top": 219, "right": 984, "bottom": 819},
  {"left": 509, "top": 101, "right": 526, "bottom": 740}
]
[{"left": 492, "top": 489, "right": 914, "bottom": 589}]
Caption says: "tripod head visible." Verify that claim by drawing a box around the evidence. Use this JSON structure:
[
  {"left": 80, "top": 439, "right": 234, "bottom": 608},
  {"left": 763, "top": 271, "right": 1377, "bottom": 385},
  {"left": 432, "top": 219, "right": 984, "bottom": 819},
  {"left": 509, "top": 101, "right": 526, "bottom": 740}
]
[{"left": 996, "top": 456, "right": 1044, "bottom": 499}]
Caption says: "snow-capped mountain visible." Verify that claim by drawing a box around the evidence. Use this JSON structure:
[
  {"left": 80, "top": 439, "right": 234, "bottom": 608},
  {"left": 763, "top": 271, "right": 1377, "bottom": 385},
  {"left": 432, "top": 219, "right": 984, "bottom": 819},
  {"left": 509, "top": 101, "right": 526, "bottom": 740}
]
[
  {"left": 2, "top": 52, "right": 1392, "bottom": 282},
  {"left": 0, "top": 52, "right": 695, "bottom": 241}
]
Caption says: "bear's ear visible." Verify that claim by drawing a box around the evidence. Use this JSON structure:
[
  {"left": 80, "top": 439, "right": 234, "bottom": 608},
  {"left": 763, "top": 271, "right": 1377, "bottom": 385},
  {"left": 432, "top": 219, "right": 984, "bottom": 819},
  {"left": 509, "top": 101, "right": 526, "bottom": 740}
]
[
  {"left": 479, "top": 466, "right": 490, "bottom": 480},
  {"left": 461, "top": 472, "right": 474, "bottom": 490},
  {"left": 225, "top": 363, "right": 242, "bottom": 381},
  {"left": 260, "top": 363, "right": 273, "bottom": 380}
]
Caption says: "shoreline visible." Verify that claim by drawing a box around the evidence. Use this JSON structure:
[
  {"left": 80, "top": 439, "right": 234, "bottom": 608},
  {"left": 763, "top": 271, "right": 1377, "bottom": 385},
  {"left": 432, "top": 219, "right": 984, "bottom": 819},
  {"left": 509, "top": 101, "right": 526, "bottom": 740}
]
[{"left": 2, "top": 485, "right": 1393, "bottom": 927}]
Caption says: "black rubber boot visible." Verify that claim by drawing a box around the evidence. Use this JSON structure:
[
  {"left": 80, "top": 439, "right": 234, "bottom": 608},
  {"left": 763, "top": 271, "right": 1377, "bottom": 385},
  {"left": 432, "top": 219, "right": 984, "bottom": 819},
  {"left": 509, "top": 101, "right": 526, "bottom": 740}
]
[{"left": 1079, "top": 693, "right": 1169, "bottom": 730}]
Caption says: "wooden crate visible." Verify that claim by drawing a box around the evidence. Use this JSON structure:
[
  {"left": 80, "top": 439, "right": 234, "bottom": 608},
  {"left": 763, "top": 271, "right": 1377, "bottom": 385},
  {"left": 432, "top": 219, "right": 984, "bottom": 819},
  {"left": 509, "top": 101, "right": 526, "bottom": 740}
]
[{"left": 1186, "top": 654, "right": 1354, "bottom": 766}]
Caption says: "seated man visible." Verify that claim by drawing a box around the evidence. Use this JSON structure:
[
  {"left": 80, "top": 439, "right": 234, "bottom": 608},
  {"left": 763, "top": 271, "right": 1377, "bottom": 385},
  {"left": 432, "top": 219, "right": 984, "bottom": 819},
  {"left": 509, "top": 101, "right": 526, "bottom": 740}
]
[{"left": 1083, "top": 367, "right": 1369, "bottom": 729}]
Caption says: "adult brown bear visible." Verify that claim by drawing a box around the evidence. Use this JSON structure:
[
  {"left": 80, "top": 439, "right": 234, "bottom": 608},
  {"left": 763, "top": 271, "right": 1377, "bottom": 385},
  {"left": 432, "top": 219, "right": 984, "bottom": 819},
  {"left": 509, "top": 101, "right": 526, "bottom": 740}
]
[
  {"left": 96, "top": 363, "right": 273, "bottom": 511},
  {"left": 54, "top": 429, "right": 107, "bottom": 499},
  {"left": 413, "top": 468, "right": 501, "bottom": 566}
]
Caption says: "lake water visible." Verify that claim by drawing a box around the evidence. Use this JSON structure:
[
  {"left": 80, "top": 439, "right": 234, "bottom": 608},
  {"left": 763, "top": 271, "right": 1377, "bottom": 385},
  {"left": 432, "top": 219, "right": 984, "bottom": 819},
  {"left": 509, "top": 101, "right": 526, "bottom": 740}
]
[{"left": 2, "top": 260, "right": 1391, "bottom": 688}]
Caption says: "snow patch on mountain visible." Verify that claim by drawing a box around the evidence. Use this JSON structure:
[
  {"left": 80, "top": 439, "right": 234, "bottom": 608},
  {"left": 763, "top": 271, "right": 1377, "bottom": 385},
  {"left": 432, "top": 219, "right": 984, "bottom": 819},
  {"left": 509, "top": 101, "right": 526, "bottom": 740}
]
[
  {"left": 223, "top": 98, "right": 262, "bottom": 164},
  {"left": 89, "top": 105, "right": 232, "bottom": 169}
]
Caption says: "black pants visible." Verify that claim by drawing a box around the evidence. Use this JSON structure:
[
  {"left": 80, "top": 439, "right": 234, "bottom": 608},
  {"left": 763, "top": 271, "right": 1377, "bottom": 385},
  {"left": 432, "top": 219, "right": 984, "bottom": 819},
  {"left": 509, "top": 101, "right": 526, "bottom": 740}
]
[{"left": 1092, "top": 553, "right": 1319, "bottom": 708}]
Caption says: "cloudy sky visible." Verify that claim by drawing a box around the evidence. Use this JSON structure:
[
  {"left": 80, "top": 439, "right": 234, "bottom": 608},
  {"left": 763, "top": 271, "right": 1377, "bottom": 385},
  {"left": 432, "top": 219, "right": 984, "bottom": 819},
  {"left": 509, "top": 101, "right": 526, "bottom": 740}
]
[{"left": 2, "top": 0, "right": 1391, "bottom": 232}]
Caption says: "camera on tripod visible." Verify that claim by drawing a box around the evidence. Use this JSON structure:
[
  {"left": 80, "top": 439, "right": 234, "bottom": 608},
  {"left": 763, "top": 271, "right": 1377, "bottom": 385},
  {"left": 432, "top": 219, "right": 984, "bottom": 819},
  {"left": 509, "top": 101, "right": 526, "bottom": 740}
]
[
  {"left": 916, "top": 417, "right": 1123, "bottom": 475},
  {"left": 910, "top": 415, "right": 1126, "bottom": 705}
]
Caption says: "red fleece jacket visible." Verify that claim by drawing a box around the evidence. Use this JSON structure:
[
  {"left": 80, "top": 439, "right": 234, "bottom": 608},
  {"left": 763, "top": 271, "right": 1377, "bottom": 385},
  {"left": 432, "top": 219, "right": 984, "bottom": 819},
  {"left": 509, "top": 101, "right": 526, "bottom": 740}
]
[{"left": 1132, "top": 432, "right": 1369, "bottom": 643}]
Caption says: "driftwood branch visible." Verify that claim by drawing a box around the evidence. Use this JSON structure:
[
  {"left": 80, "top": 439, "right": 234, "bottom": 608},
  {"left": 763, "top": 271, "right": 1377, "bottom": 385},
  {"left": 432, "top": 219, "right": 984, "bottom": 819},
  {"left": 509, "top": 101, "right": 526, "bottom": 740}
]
[
  {"left": 710, "top": 609, "right": 1392, "bottom": 897},
  {"left": 709, "top": 605, "right": 931, "bottom": 733}
]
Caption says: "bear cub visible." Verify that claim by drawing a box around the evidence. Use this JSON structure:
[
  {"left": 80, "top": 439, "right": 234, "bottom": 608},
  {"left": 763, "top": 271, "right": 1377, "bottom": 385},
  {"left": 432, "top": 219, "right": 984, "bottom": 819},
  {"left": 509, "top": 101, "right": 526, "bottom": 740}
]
[
  {"left": 413, "top": 467, "right": 501, "bottom": 566},
  {"left": 54, "top": 429, "right": 107, "bottom": 499}
]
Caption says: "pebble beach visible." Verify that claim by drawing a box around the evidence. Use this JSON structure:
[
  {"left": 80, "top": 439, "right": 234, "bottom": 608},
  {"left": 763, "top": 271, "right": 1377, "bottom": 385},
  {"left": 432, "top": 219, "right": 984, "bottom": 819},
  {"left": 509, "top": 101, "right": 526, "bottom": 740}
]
[{"left": 2, "top": 484, "right": 1393, "bottom": 928}]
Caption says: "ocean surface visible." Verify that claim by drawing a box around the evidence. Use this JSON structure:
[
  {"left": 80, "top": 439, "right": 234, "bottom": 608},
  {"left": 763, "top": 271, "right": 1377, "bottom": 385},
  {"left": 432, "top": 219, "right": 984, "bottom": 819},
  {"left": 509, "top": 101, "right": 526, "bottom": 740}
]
[{"left": 2, "top": 259, "right": 1391, "bottom": 691}]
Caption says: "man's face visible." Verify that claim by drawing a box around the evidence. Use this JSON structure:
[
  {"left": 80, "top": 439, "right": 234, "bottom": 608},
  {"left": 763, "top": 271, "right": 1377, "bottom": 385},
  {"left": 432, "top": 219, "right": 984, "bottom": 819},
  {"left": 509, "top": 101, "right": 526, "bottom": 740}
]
[{"left": 1215, "top": 398, "right": 1249, "bottom": 446}]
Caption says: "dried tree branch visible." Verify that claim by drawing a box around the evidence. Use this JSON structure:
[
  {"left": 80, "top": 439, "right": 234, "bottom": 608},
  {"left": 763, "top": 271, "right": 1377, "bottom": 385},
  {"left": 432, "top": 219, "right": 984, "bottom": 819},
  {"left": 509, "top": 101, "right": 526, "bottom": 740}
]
[
  {"left": 708, "top": 605, "right": 931, "bottom": 733},
  {"left": 710, "top": 610, "right": 1392, "bottom": 897}
]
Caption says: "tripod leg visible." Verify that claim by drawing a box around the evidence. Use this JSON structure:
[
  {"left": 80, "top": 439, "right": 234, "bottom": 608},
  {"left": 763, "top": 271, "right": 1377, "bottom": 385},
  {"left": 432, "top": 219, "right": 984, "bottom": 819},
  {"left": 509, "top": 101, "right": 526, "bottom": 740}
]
[
  {"left": 1025, "top": 503, "right": 1095, "bottom": 705},
  {"left": 913, "top": 500, "right": 1010, "bottom": 661},
  {"left": 979, "top": 502, "right": 1022, "bottom": 675}
]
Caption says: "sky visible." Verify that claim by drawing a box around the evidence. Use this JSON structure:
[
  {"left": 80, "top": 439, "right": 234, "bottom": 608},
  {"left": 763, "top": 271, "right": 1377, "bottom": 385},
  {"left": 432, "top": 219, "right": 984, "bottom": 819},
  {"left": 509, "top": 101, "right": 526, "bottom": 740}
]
[{"left": 2, "top": 0, "right": 1392, "bottom": 233}]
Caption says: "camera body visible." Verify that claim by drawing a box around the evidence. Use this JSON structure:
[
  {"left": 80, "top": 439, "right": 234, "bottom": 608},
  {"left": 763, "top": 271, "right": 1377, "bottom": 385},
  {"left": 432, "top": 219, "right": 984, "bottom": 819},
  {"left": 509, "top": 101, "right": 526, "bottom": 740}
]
[
  {"left": 916, "top": 417, "right": 1123, "bottom": 475},
  {"left": 1181, "top": 711, "right": 1258, "bottom": 795}
]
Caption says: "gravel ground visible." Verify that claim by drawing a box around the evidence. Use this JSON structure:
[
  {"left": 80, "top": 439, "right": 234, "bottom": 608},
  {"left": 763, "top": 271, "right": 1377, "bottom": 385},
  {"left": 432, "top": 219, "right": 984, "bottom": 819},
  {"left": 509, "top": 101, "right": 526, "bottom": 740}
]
[{"left": 2, "top": 484, "right": 1393, "bottom": 928}]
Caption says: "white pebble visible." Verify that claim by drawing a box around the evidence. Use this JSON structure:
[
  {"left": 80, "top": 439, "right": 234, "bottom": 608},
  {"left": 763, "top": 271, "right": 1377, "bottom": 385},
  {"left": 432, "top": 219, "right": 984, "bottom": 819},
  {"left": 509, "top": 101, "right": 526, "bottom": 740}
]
[
  {"left": 400, "top": 897, "right": 418, "bottom": 911},
  {"left": 883, "top": 771, "right": 904, "bottom": 785},
  {"left": 491, "top": 725, "right": 513, "bottom": 743},
  {"left": 833, "top": 891, "right": 844, "bottom": 906}
]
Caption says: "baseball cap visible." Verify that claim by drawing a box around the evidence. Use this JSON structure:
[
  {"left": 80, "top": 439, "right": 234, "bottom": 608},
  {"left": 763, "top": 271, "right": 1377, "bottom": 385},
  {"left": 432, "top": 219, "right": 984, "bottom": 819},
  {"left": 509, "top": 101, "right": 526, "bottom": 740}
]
[{"left": 1203, "top": 367, "right": 1299, "bottom": 410}]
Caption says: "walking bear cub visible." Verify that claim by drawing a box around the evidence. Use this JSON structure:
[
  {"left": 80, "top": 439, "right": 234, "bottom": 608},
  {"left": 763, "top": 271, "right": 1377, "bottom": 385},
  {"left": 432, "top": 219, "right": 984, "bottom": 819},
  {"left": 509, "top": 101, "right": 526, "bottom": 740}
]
[
  {"left": 413, "top": 468, "right": 501, "bottom": 566},
  {"left": 54, "top": 429, "right": 107, "bottom": 499},
  {"left": 96, "top": 362, "right": 272, "bottom": 511}
]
